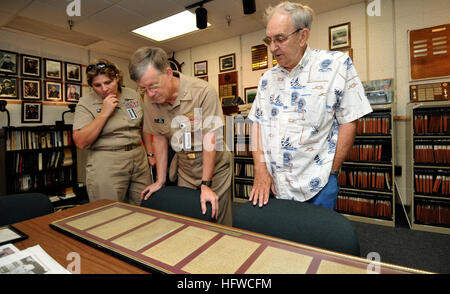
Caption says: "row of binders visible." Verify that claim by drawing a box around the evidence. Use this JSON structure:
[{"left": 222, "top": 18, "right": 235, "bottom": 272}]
[
  {"left": 338, "top": 170, "right": 391, "bottom": 191},
  {"left": 357, "top": 116, "right": 390, "bottom": 135},
  {"left": 9, "top": 149, "right": 73, "bottom": 174},
  {"left": 414, "top": 143, "right": 450, "bottom": 164},
  {"left": 337, "top": 195, "right": 392, "bottom": 218},
  {"left": 234, "top": 183, "right": 253, "bottom": 199},
  {"left": 415, "top": 202, "right": 450, "bottom": 226},
  {"left": 414, "top": 174, "right": 450, "bottom": 196},
  {"left": 345, "top": 144, "right": 388, "bottom": 162},
  {"left": 5, "top": 129, "right": 73, "bottom": 151},
  {"left": 7, "top": 169, "right": 73, "bottom": 194},
  {"left": 235, "top": 162, "right": 254, "bottom": 178},
  {"left": 414, "top": 113, "right": 449, "bottom": 134}
]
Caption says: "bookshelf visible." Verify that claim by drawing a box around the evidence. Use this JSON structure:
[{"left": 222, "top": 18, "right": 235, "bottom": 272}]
[
  {"left": 229, "top": 114, "right": 254, "bottom": 203},
  {"left": 0, "top": 125, "right": 78, "bottom": 206},
  {"left": 336, "top": 104, "right": 396, "bottom": 227},
  {"left": 410, "top": 101, "right": 450, "bottom": 235}
]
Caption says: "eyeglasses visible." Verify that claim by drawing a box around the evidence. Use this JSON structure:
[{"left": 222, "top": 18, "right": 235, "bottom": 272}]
[
  {"left": 137, "top": 75, "right": 162, "bottom": 95},
  {"left": 86, "top": 62, "right": 116, "bottom": 74},
  {"left": 263, "top": 27, "right": 304, "bottom": 46}
]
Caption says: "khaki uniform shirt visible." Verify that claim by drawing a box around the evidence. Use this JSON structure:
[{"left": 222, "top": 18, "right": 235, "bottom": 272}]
[
  {"left": 142, "top": 73, "right": 231, "bottom": 189},
  {"left": 73, "top": 87, "right": 144, "bottom": 149}
]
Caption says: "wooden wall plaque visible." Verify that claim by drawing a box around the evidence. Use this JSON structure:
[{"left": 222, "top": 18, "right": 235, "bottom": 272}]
[
  {"left": 409, "top": 24, "right": 450, "bottom": 80},
  {"left": 410, "top": 82, "right": 449, "bottom": 102}
]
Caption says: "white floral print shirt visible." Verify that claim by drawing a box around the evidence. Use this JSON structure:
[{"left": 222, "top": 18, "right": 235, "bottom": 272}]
[{"left": 248, "top": 46, "right": 373, "bottom": 202}]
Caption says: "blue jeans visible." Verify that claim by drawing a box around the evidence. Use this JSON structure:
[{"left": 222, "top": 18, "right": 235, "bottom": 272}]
[{"left": 306, "top": 174, "right": 339, "bottom": 210}]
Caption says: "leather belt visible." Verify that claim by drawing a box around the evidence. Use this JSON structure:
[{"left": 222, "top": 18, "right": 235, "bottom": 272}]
[{"left": 92, "top": 144, "right": 140, "bottom": 151}]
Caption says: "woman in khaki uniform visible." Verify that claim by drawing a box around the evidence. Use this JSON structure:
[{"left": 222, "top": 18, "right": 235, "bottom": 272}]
[
  {"left": 72, "top": 59, "right": 151, "bottom": 205},
  {"left": 129, "top": 47, "right": 233, "bottom": 226}
]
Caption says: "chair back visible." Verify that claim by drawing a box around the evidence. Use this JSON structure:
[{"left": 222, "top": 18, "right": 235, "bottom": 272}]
[{"left": 0, "top": 193, "right": 54, "bottom": 226}]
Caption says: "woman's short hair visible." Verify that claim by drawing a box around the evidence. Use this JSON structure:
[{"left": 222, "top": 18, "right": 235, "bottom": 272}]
[
  {"left": 86, "top": 58, "right": 123, "bottom": 91},
  {"left": 265, "top": 1, "right": 314, "bottom": 30},
  {"left": 129, "top": 47, "right": 169, "bottom": 82}
]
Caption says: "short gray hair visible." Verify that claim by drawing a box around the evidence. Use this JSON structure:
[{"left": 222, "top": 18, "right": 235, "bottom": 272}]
[
  {"left": 265, "top": 1, "right": 314, "bottom": 30},
  {"left": 129, "top": 47, "right": 170, "bottom": 82}
]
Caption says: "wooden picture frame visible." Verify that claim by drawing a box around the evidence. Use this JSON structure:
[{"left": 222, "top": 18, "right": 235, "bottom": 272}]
[
  {"left": 21, "top": 79, "right": 41, "bottom": 100},
  {"left": 45, "top": 81, "right": 63, "bottom": 101},
  {"left": 194, "top": 60, "right": 208, "bottom": 76},
  {"left": 219, "top": 53, "right": 236, "bottom": 72},
  {"left": 21, "top": 54, "right": 41, "bottom": 77},
  {"left": 244, "top": 86, "right": 258, "bottom": 104},
  {"left": 329, "top": 22, "right": 351, "bottom": 50},
  {"left": 0, "top": 50, "right": 18, "bottom": 75},
  {"left": 21, "top": 101, "right": 42, "bottom": 123},
  {"left": 65, "top": 83, "right": 82, "bottom": 102},
  {"left": 0, "top": 76, "right": 18, "bottom": 99},
  {"left": 65, "top": 62, "right": 82, "bottom": 82},
  {"left": 44, "top": 58, "right": 62, "bottom": 80}
]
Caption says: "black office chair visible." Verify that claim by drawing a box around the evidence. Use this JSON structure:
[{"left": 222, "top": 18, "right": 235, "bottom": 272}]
[
  {"left": 233, "top": 198, "right": 361, "bottom": 256},
  {"left": 140, "top": 186, "right": 213, "bottom": 222},
  {"left": 0, "top": 193, "right": 54, "bottom": 226}
]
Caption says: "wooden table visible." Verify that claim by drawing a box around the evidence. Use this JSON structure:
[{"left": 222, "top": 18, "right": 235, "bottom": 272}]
[{"left": 13, "top": 199, "right": 430, "bottom": 274}]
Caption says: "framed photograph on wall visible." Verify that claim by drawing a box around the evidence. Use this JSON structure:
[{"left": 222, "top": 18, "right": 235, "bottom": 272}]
[
  {"left": 0, "top": 50, "right": 18, "bottom": 75},
  {"left": 65, "top": 62, "right": 82, "bottom": 82},
  {"left": 44, "top": 58, "right": 62, "bottom": 80},
  {"left": 65, "top": 83, "right": 82, "bottom": 102},
  {"left": 0, "top": 76, "right": 18, "bottom": 99},
  {"left": 22, "top": 79, "right": 41, "bottom": 100},
  {"left": 194, "top": 60, "right": 208, "bottom": 76},
  {"left": 45, "top": 81, "right": 63, "bottom": 101},
  {"left": 21, "top": 54, "right": 41, "bottom": 77},
  {"left": 244, "top": 86, "right": 258, "bottom": 104},
  {"left": 219, "top": 53, "right": 236, "bottom": 72},
  {"left": 21, "top": 101, "right": 42, "bottom": 123},
  {"left": 329, "top": 22, "right": 351, "bottom": 50}
]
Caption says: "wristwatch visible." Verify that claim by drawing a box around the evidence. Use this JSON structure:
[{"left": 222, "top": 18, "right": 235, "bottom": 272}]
[
  {"left": 201, "top": 180, "right": 212, "bottom": 187},
  {"left": 147, "top": 153, "right": 154, "bottom": 158},
  {"left": 330, "top": 169, "right": 340, "bottom": 176}
]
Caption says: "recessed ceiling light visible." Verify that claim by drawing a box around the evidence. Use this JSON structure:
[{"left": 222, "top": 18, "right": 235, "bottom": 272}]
[{"left": 132, "top": 10, "right": 210, "bottom": 42}]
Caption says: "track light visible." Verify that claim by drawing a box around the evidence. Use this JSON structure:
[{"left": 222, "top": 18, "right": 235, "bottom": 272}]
[
  {"left": 195, "top": 6, "right": 207, "bottom": 29},
  {"left": 242, "top": 0, "right": 256, "bottom": 15}
]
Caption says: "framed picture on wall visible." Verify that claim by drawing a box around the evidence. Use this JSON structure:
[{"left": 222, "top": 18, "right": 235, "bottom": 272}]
[
  {"left": 219, "top": 53, "right": 236, "bottom": 72},
  {"left": 65, "top": 83, "right": 82, "bottom": 102},
  {"left": 21, "top": 101, "right": 42, "bottom": 123},
  {"left": 244, "top": 86, "right": 258, "bottom": 104},
  {"left": 44, "top": 58, "right": 62, "bottom": 80},
  {"left": 194, "top": 60, "right": 208, "bottom": 76},
  {"left": 22, "top": 79, "right": 41, "bottom": 100},
  {"left": 329, "top": 22, "right": 351, "bottom": 50},
  {"left": 0, "top": 50, "right": 18, "bottom": 75},
  {"left": 21, "top": 54, "right": 41, "bottom": 77},
  {"left": 65, "top": 62, "right": 82, "bottom": 82},
  {"left": 0, "top": 76, "right": 18, "bottom": 99},
  {"left": 45, "top": 81, "right": 63, "bottom": 101}
]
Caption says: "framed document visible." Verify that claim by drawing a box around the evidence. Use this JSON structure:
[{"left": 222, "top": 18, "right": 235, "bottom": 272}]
[{"left": 0, "top": 225, "right": 28, "bottom": 246}]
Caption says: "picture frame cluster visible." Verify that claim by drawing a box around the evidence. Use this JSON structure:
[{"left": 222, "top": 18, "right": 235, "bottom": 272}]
[
  {"left": 0, "top": 49, "right": 83, "bottom": 104},
  {"left": 0, "top": 49, "right": 83, "bottom": 123}
]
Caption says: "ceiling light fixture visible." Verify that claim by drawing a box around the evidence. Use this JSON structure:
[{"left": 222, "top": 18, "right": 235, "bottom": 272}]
[
  {"left": 185, "top": 0, "right": 214, "bottom": 30},
  {"left": 242, "top": 0, "right": 256, "bottom": 15}
]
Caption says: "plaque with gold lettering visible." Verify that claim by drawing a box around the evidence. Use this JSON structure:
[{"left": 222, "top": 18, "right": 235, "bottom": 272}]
[{"left": 410, "top": 82, "right": 449, "bottom": 102}]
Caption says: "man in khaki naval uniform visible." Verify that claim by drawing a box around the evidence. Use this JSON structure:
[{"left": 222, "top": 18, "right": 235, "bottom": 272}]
[
  {"left": 73, "top": 61, "right": 151, "bottom": 205},
  {"left": 129, "top": 47, "right": 233, "bottom": 226}
]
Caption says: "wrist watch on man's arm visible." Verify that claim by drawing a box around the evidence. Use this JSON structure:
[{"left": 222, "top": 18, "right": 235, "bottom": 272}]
[{"left": 201, "top": 180, "right": 212, "bottom": 187}]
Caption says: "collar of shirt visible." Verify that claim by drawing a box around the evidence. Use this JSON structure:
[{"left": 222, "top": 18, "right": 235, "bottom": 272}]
[{"left": 275, "top": 45, "right": 312, "bottom": 76}]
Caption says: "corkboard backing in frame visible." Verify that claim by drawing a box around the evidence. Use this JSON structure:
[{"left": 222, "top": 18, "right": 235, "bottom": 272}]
[{"left": 410, "top": 24, "right": 450, "bottom": 80}]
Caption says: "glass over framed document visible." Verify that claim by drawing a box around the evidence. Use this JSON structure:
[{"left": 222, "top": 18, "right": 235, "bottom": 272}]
[{"left": 0, "top": 225, "right": 28, "bottom": 246}]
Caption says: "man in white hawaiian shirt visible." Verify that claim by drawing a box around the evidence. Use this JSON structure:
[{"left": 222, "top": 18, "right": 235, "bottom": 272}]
[{"left": 248, "top": 1, "right": 372, "bottom": 210}]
